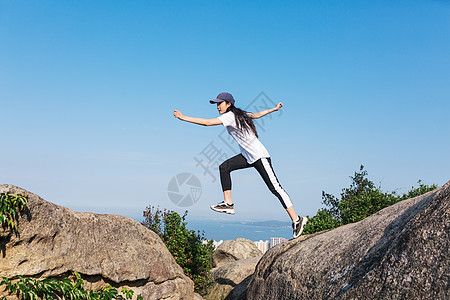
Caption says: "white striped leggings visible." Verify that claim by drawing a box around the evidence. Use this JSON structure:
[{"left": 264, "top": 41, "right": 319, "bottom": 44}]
[{"left": 219, "top": 154, "right": 293, "bottom": 209}]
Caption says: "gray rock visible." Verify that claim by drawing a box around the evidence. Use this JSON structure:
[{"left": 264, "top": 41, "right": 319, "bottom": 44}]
[
  {"left": 0, "top": 184, "right": 195, "bottom": 300},
  {"left": 205, "top": 238, "right": 262, "bottom": 300},
  {"left": 213, "top": 238, "right": 262, "bottom": 268},
  {"left": 247, "top": 180, "right": 450, "bottom": 300},
  {"left": 205, "top": 257, "right": 260, "bottom": 300}
]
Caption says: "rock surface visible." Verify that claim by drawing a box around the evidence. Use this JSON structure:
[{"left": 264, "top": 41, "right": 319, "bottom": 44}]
[
  {"left": 213, "top": 238, "right": 262, "bottom": 268},
  {"left": 0, "top": 184, "right": 195, "bottom": 300},
  {"left": 247, "top": 181, "right": 450, "bottom": 299},
  {"left": 205, "top": 257, "right": 260, "bottom": 300},
  {"left": 205, "top": 238, "right": 262, "bottom": 300}
]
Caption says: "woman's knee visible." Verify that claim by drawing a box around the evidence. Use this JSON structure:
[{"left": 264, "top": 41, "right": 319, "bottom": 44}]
[
  {"left": 269, "top": 186, "right": 280, "bottom": 195},
  {"left": 219, "top": 161, "right": 229, "bottom": 173}
]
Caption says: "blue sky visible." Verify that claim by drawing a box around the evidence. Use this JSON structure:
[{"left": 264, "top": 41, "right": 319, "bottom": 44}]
[{"left": 1, "top": 0, "right": 449, "bottom": 223}]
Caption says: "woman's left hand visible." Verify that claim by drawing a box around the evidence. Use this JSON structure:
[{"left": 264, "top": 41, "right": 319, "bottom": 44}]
[
  {"left": 274, "top": 102, "right": 283, "bottom": 111},
  {"left": 174, "top": 110, "right": 184, "bottom": 119}
]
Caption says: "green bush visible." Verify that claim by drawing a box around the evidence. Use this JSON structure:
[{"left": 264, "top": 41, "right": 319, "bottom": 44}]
[
  {"left": 396, "top": 180, "right": 437, "bottom": 201},
  {"left": 302, "top": 208, "right": 339, "bottom": 235},
  {"left": 0, "top": 271, "right": 142, "bottom": 300},
  {"left": 303, "top": 165, "right": 438, "bottom": 235},
  {"left": 0, "top": 193, "right": 28, "bottom": 233},
  {"left": 142, "top": 207, "right": 214, "bottom": 296}
]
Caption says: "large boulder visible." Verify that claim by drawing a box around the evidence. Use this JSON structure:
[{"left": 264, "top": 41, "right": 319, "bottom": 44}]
[
  {"left": 205, "top": 239, "right": 262, "bottom": 300},
  {"left": 247, "top": 180, "right": 449, "bottom": 300},
  {"left": 213, "top": 238, "right": 262, "bottom": 268},
  {"left": 0, "top": 184, "right": 195, "bottom": 300},
  {"left": 205, "top": 257, "right": 259, "bottom": 300}
]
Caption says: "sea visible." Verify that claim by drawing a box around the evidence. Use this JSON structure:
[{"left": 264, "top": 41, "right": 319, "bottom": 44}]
[{"left": 185, "top": 217, "right": 292, "bottom": 242}]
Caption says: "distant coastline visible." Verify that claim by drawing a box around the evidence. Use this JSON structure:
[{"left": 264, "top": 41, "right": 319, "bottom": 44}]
[{"left": 186, "top": 217, "right": 292, "bottom": 241}]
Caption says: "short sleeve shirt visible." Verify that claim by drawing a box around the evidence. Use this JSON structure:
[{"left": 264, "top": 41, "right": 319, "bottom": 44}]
[{"left": 218, "top": 111, "right": 270, "bottom": 164}]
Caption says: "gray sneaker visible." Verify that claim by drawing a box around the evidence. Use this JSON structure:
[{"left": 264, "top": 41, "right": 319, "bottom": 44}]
[
  {"left": 210, "top": 201, "right": 235, "bottom": 215},
  {"left": 292, "top": 216, "right": 308, "bottom": 239}
]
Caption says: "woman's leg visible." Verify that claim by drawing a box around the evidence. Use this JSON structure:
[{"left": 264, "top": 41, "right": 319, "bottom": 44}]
[
  {"left": 219, "top": 154, "right": 251, "bottom": 204},
  {"left": 253, "top": 157, "right": 298, "bottom": 222},
  {"left": 286, "top": 206, "right": 299, "bottom": 222},
  {"left": 223, "top": 190, "right": 232, "bottom": 205}
]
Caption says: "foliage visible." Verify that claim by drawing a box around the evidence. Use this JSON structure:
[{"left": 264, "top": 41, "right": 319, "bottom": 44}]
[
  {"left": 303, "top": 165, "right": 438, "bottom": 235},
  {"left": 301, "top": 208, "right": 339, "bottom": 235},
  {"left": 0, "top": 193, "right": 28, "bottom": 233},
  {"left": 396, "top": 180, "right": 438, "bottom": 201},
  {"left": 0, "top": 271, "right": 142, "bottom": 300},
  {"left": 142, "top": 206, "right": 215, "bottom": 296}
]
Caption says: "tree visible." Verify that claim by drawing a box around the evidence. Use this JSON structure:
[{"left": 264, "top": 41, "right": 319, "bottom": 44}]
[
  {"left": 142, "top": 207, "right": 214, "bottom": 296},
  {"left": 303, "top": 165, "right": 437, "bottom": 235}
]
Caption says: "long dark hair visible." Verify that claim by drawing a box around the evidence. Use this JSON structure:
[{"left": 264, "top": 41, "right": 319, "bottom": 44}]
[{"left": 226, "top": 103, "right": 258, "bottom": 137}]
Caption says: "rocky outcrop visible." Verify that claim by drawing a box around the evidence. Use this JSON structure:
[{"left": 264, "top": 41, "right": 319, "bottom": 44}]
[
  {"left": 213, "top": 238, "right": 262, "bottom": 268},
  {"left": 247, "top": 181, "right": 450, "bottom": 299},
  {"left": 205, "top": 257, "right": 259, "bottom": 300},
  {"left": 0, "top": 184, "right": 195, "bottom": 300},
  {"left": 206, "top": 239, "right": 262, "bottom": 300}
]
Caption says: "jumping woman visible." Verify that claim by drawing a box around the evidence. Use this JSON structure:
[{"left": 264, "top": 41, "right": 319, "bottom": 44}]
[{"left": 173, "top": 92, "right": 308, "bottom": 239}]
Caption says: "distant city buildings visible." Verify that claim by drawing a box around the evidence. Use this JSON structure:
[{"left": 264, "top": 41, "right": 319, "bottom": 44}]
[
  {"left": 213, "top": 240, "right": 223, "bottom": 248},
  {"left": 270, "top": 237, "right": 288, "bottom": 248},
  {"left": 202, "top": 239, "right": 224, "bottom": 249},
  {"left": 255, "top": 237, "right": 288, "bottom": 253},
  {"left": 207, "top": 237, "right": 288, "bottom": 254},
  {"left": 254, "top": 240, "right": 269, "bottom": 253}
]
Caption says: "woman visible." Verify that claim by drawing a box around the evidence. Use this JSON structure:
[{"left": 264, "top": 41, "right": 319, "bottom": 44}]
[{"left": 173, "top": 92, "right": 308, "bottom": 239}]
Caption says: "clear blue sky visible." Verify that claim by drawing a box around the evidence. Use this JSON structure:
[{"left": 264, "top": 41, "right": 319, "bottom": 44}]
[{"left": 1, "top": 0, "right": 449, "bottom": 222}]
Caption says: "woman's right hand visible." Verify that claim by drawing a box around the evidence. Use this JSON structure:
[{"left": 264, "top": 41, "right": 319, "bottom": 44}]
[
  {"left": 174, "top": 110, "right": 184, "bottom": 119},
  {"left": 274, "top": 102, "right": 283, "bottom": 111}
]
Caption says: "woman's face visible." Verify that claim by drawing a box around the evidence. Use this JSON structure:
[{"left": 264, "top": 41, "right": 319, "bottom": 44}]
[{"left": 217, "top": 101, "right": 231, "bottom": 114}]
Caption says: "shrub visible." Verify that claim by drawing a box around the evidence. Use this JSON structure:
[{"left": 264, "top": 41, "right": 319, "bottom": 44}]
[
  {"left": 303, "top": 165, "right": 438, "bottom": 235},
  {"left": 396, "top": 180, "right": 438, "bottom": 201},
  {"left": 0, "top": 271, "right": 142, "bottom": 300},
  {"left": 142, "top": 206, "right": 214, "bottom": 296},
  {"left": 0, "top": 193, "right": 28, "bottom": 233},
  {"left": 302, "top": 208, "right": 338, "bottom": 235}
]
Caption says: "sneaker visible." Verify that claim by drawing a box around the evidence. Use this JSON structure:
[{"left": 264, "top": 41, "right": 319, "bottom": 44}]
[
  {"left": 210, "top": 201, "right": 235, "bottom": 215},
  {"left": 292, "top": 216, "right": 308, "bottom": 239}
]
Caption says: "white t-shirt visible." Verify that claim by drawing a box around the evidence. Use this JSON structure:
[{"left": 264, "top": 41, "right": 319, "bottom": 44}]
[{"left": 218, "top": 111, "right": 270, "bottom": 164}]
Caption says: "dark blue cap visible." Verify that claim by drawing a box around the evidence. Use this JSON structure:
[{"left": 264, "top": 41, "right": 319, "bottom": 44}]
[{"left": 209, "top": 92, "right": 235, "bottom": 105}]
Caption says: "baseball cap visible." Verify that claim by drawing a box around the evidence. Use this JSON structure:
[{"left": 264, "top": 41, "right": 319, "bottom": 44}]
[{"left": 209, "top": 92, "right": 235, "bottom": 105}]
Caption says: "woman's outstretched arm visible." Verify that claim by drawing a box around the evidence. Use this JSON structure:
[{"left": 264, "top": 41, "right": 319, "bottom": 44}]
[
  {"left": 173, "top": 110, "right": 222, "bottom": 126},
  {"left": 250, "top": 102, "right": 283, "bottom": 119}
]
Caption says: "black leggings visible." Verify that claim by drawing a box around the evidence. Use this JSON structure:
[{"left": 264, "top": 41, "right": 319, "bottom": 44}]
[{"left": 219, "top": 154, "right": 293, "bottom": 209}]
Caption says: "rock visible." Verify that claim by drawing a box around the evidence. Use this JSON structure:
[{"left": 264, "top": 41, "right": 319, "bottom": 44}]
[
  {"left": 205, "top": 238, "right": 263, "bottom": 300},
  {"left": 247, "top": 181, "right": 450, "bottom": 300},
  {"left": 213, "top": 238, "right": 262, "bottom": 268},
  {"left": 204, "top": 257, "right": 260, "bottom": 300},
  {"left": 0, "top": 184, "right": 195, "bottom": 300}
]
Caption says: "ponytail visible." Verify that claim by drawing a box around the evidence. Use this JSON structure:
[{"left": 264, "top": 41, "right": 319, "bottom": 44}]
[{"left": 226, "top": 104, "right": 258, "bottom": 138}]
